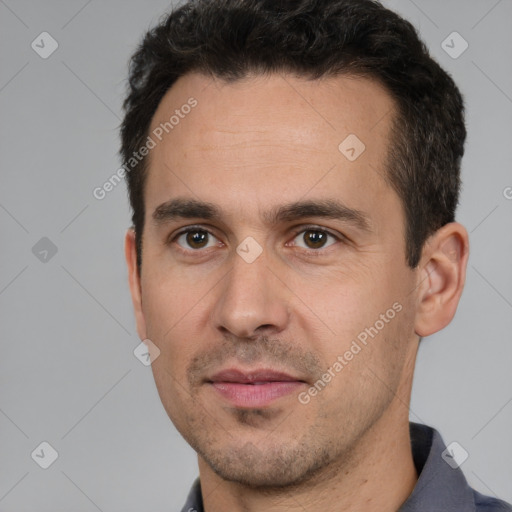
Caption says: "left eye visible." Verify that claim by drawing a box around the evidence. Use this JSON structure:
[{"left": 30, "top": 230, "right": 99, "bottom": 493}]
[{"left": 291, "top": 228, "right": 338, "bottom": 250}]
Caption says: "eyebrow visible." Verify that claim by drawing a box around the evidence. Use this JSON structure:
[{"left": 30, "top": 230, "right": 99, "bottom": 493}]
[{"left": 152, "top": 197, "right": 372, "bottom": 232}]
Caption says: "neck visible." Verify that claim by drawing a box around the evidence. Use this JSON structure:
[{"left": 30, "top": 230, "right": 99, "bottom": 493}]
[{"left": 198, "top": 399, "right": 418, "bottom": 512}]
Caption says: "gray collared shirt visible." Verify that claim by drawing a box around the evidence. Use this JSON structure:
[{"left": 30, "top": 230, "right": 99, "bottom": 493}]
[{"left": 180, "top": 422, "right": 511, "bottom": 511}]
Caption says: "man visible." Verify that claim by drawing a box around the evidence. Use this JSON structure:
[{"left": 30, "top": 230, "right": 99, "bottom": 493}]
[{"left": 121, "top": 0, "right": 511, "bottom": 510}]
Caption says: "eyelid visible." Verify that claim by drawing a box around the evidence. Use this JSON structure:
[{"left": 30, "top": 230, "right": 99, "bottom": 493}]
[{"left": 289, "top": 224, "right": 344, "bottom": 240}]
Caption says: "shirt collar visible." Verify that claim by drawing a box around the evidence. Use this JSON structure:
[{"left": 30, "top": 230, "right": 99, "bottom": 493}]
[
  {"left": 398, "top": 422, "right": 476, "bottom": 511},
  {"left": 180, "top": 422, "right": 477, "bottom": 512}
]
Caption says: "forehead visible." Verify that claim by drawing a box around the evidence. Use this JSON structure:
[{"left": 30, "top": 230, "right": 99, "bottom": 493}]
[{"left": 144, "top": 71, "right": 399, "bottom": 228}]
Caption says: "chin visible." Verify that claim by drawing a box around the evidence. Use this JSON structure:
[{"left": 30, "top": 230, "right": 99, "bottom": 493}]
[{"left": 196, "top": 437, "right": 333, "bottom": 489}]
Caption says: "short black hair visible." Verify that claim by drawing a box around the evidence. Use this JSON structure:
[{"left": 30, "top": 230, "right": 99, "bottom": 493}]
[{"left": 120, "top": 0, "right": 466, "bottom": 273}]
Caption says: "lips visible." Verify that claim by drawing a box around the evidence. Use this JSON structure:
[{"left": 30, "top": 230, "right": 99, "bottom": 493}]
[
  {"left": 207, "top": 368, "right": 306, "bottom": 408},
  {"left": 210, "top": 368, "right": 301, "bottom": 384}
]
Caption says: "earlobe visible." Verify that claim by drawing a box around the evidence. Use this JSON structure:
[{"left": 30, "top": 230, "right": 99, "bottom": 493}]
[
  {"left": 124, "top": 228, "right": 147, "bottom": 340},
  {"left": 414, "top": 223, "right": 469, "bottom": 338}
]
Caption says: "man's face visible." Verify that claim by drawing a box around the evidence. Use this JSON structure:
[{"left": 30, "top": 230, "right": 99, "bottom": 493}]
[{"left": 130, "top": 72, "right": 420, "bottom": 487}]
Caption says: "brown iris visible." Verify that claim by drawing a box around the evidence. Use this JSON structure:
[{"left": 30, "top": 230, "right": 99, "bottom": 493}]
[
  {"left": 186, "top": 230, "right": 209, "bottom": 249},
  {"left": 302, "top": 230, "right": 327, "bottom": 249}
]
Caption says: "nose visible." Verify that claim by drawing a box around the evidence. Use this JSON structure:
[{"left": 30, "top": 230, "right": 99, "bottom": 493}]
[{"left": 211, "top": 247, "right": 291, "bottom": 339}]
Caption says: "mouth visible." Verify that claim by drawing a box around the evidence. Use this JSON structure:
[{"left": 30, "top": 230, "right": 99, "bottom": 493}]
[{"left": 207, "top": 368, "right": 307, "bottom": 408}]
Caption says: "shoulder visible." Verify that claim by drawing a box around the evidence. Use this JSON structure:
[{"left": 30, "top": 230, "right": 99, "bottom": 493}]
[{"left": 473, "top": 489, "right": 512, "bottom": 511}]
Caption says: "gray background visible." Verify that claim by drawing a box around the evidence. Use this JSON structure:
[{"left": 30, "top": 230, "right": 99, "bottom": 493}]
[{"left": 1, "top": 0, "right": 511, "bottom": 510}]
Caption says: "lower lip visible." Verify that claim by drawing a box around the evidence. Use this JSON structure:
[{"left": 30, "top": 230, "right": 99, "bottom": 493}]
[{"left": 210, "top": 381, "right": 304, "bottom": 408}]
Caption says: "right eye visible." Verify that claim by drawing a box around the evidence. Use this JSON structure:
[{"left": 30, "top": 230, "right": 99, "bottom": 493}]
[{"left": 171, "top": 227, "right": 222, "bottom": 252}]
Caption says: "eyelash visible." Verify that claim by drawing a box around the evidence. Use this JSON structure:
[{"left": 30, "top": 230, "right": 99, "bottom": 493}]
[{"left": 168, "top": 224, "right": 345, "bottom": 256}]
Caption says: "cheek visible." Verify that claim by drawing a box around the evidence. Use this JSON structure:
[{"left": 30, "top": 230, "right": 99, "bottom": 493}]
[
  {"left": 309, "top": 264, "right": 414, "bottom": 366},
  {"left": 303, "top": 271, "right": 383, "bottom": 341},
  {"left": 141, "top": 264, "right": 202, "bottom": 329},
  {"left": 313, "top": 303, "right": 414, "bottom": 420},
  {"left": 141, "top": 277, "right": 200, "bottom": 371}
]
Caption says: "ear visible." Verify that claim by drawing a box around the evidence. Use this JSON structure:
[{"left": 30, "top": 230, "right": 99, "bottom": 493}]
[
  {"left": 125, "top": 228, "right": 147, "bottom": 340},
  {"left": 414, "top": 222, "right": 469, "bottom": 337}
]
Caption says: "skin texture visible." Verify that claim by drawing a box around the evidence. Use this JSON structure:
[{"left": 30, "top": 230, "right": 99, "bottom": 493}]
[{"left": 125, "top": 72, "right": 469, "bottom": 512}]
